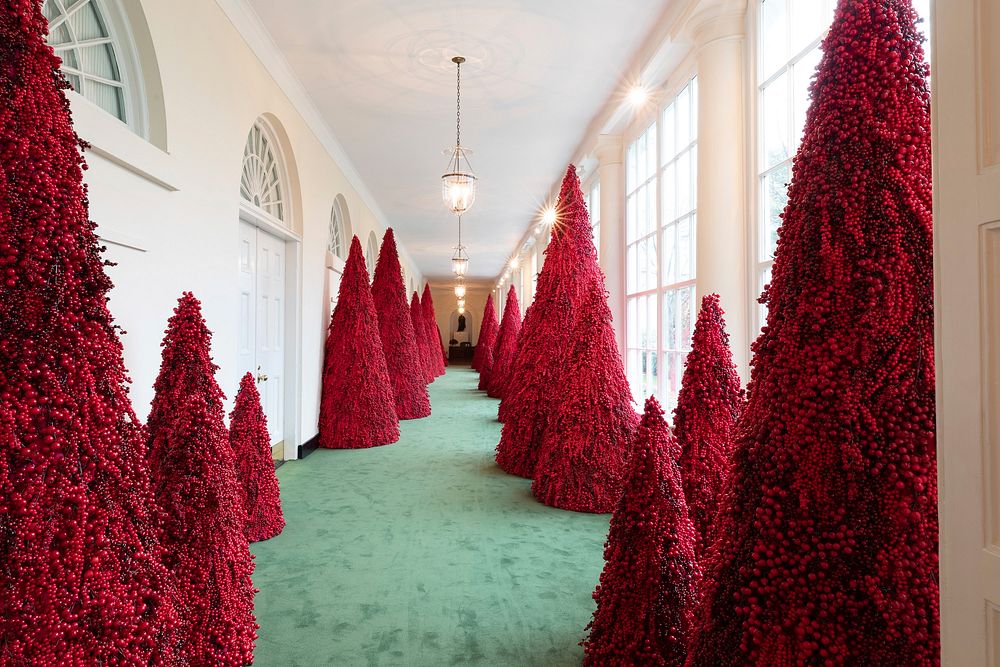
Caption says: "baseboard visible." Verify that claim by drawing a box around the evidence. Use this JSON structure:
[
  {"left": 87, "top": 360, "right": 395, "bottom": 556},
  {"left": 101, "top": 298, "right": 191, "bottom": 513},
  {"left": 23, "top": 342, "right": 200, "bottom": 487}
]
[{"left": 297, "top": 434, "right": 319, "bottom": 460}]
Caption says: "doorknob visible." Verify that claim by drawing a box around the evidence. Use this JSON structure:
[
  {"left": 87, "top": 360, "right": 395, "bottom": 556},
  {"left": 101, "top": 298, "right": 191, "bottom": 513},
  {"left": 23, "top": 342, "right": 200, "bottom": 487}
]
[{"left": 256, "top": 365, "right": 268, "bottom": 383}]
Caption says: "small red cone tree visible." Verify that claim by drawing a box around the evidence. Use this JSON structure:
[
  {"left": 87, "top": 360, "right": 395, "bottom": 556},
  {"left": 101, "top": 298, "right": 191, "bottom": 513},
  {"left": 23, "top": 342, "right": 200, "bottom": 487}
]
[
  {"left": 371, "top": 229, "right": 431, "bottom": 419},
  {"left": 319, "top": 236, "right": 400, "bottom": 449},
  {"left": 487, "top": 286, "right": 521, "bottom": 399},
  {"left": 0, "top": 4, "right": 180, "bottom": 661},
  {"left": 422, "top": 284, "right": 447, "bottom": 376},
  {"left": 496, "top": 165, "right": 597, "bottom": 476},
  {"left": 154, "top": 393, "right": 258, "bottom": 667},
  {"left": 531, "top": 282, "right": 638, "bottom": 513},
  {"left": 148, "top": 294, "right": 257, "bottom": 666},
  {"left": 672, "top": 294, "right": 745, "bottom": 560},
  {"left": 687, "top": 2, "right": 937, "bottom": 664},
  {"left": 583, "top": 397, "right": 701, "bottom": 666},
  {"left": 410, "top": 291, "right": 434, "bottom": 383},
  {"left": 230, "top": 372, "right": 285, "bottom": 542},
  {"left": 473, "top": 293, "right": 499, "bottom": 376}
]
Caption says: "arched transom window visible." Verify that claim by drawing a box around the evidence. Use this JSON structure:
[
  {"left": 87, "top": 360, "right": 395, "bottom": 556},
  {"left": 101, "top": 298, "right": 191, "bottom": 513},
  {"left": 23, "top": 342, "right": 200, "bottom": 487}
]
[
  {"left": 241, "top": 121, "right": 286, "bottom": 223},
  {"left": 329, "top": 202, "right": 346, "bottom": 260},
  {"left": 43, "top": 0, "right": 129, "bottom": 122},
  {"left": 366, "top": 232, "right": 378, "bottom": 280}
]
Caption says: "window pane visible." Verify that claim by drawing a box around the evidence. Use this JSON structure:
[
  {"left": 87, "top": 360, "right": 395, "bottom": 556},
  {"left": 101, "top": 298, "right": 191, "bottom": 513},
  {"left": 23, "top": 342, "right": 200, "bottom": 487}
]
[
  {"left": 662, "top": 222, "right": 677, "bottom": 286},
  {"left": 664, "top": 289, "right": 678, "bottom": 350},
  {"left": 662, "top": 161, "right": 676, "bottom": 222},
  {"left": 677, "top": 216, "right": 692, "bottom": 282},
  {"left": 790, "top": 0, "right": 829, "bottom": 55},
  {"left": 676, "top": 150, "right": 691, "bottom": 216},
  {"left": 646, "top": 183, "right": 658, "bottom": 237},
  {"left": 627, "top": 298, "right": 638, "bottom": 347},
  {"left": 646, "top": 125, "right": 658, "bottom": 178},
  {"left": 627, "top": 244, "right": 637, "bottom": 293},
  {"left": 662, "top": 103, "right": 676, "bottom": 161},
  {"left": 676, "top": 85, "right": 691, "bottom": 148},
  {"left": 762, "top": 163, "right": 790, "bottom": 260},
  {"left": 680, "top": 285, "right": 695, "bottom": 349},
  {"left": 761, "top": 72, "right": 790, "bottom": 168},
  {"left": 760, "top": 0, "right": 789, "bottom": 78}
]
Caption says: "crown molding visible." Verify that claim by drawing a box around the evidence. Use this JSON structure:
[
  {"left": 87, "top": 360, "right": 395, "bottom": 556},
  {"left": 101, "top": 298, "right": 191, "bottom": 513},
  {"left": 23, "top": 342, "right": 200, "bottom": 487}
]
[{"left": 212, "top": 0, "right": 422, "bottom": 280}]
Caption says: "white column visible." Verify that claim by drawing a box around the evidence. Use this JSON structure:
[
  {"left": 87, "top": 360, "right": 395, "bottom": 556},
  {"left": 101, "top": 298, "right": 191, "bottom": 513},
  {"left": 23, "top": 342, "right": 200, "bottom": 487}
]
[
  {"left": 596, "top": 134, "right": 626, "bottom": 355},
  {"left": 687, "top": 2, "right": 750, "bottom": 377}
]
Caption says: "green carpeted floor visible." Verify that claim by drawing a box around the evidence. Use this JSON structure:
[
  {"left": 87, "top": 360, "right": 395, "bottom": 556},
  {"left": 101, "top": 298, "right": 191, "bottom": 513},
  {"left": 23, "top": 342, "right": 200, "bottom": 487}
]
[{"left": 251, "top": 366, "right": 610, "bottom": 666}]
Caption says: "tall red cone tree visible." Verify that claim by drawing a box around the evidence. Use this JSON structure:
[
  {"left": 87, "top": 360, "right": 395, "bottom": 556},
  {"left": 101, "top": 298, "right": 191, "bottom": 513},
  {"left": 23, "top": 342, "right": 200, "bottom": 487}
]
[
  {"left": 672, "top": 294, "right": 745, "bottom": 560},
  {"left": 531, "top": 282, "right": 638, "bottom": 513},
  {"left": 487, "top": 286, "right": 521, "bottom": 399},
  {"left": 319, "top": 236, "right": 400, "bottom": 449},
  {"left": 421, "top": 284, "right": 446, "bottom": 376},
  {"left": 583, "top": 397, "right": 701, "bottom": 666},
  {"left": 154, "top": 393, "right": 258, "bottom": 667},
  {"left": 0, "top": 4, "right": 181, "bottom": 661},
  {"left": 410, "top": 291, "right": 434, "bottom": 383},
  {"left": 687, "top": 2, "right": 937, "bottom": 664},
  {"left": 371, "top": 229, "right": 431, "bottom": 419},
  {"left": 473, "top": 293, "right": 498, "bottom": 375},
  {"left": 231, "top": 372, "right": 285, "bottom": 542},
  {"left": 148, "top": 295, "right": 257, "bottom": 666},
  {"left": 495, "top": 165, "right": 595, "bottom": 476}
]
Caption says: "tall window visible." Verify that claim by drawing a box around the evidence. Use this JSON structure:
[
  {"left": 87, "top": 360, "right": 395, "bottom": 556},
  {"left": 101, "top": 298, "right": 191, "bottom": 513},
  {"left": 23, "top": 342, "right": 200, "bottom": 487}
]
[
  {"left": 585, "top": 181, "right": 601, "bottom": 260},
  {"left": 624, "top": 76, "right": 698, "bottom": 411},
  {"left": 366, "top": 232, "right": 378, "bottom": 280},
  {"left": 329, "top": 203, "right": 346, "bottom": 260},
  {"left": 755, "top": 0, "right": 930, "bottom": 331},
  {"left": 660, "top": 79, "right": 698, "bottom": 405},
  {"left": 43, "top": 0, "right": 140, "bottom": 128}
]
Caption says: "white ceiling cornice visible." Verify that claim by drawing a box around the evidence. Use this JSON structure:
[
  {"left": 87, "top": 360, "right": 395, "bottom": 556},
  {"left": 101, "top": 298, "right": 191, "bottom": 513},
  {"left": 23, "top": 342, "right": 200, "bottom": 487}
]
[{"left": 212, "top": 0, "right": 423, "bottom": 278}]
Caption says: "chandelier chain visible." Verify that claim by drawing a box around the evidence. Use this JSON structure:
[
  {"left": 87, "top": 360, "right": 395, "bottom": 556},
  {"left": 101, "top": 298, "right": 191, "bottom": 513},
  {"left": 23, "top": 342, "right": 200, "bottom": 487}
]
[{"left": 455, "top": 59, "right": 461, "bottom": 148}]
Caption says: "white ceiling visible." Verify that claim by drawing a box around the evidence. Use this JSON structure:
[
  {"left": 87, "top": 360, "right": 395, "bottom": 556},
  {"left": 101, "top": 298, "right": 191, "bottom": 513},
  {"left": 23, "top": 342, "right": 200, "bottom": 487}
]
[{"left": 247, "top": 0, "right": 670, "bottom": 281}]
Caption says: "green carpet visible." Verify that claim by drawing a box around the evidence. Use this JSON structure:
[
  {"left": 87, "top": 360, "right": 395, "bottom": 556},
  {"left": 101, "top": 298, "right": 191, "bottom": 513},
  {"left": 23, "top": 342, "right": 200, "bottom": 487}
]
[{"left": 251, "top": 366, "right": 610, "bottom": 666}]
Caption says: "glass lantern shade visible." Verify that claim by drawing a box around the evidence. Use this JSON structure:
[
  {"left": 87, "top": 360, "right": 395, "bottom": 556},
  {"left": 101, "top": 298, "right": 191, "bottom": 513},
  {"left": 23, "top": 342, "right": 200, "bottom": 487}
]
[
  {"left": 454, "top": 283, "right": 466, "bottom": 298},
  {"left": 451, "top": 245, "right": 469, "bottom": 277},
  {"left": 457, "top": 298, "right": 466, "bottom": 309},
  {"left": 442, "top": 147, "right": 477, "bottom": 215}
]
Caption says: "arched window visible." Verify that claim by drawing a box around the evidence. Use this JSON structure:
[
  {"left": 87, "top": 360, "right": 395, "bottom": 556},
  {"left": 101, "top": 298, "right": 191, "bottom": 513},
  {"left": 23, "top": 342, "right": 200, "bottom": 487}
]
[
  {"left": 329, "top": 202, "right": 346, "bottom": 260},
  {"left": 43, "top": 0, "right": 141, "bottom": 129},
  {"left": 241, "top": 121, "right": 287, "bottom": 224},
  {"left": 366, "top": 231, "right": 378, "bottom": 280}
]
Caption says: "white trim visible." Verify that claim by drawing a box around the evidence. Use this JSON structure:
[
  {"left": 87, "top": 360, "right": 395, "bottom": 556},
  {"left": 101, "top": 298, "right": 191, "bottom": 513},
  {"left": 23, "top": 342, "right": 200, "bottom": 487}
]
[{"left": 212, "top": 0, "right": 421, "bottom": 277}]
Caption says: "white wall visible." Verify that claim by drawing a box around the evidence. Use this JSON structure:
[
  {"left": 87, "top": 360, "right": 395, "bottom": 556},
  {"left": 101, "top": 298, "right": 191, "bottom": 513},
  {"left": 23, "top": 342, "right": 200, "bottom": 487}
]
[{"left": 79, "top": 0, "right": 423, "bottom": 455}]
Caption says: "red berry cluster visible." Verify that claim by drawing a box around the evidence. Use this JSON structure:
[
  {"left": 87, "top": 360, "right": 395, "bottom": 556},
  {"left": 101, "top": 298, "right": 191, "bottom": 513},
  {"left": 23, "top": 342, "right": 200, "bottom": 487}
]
[
  {"left": 319, "top": 236, "right": 400, "bottom": 449},
  {"left": 531, "top": 280, "right": 638, "bottom": 513},
  {"left": 0, "top": 2, "right": 181, "bottom": 661},
  {"left": 230, "top": 372, "right": 285, "bottom": 542},
  {"left": 421, "top": 284, "right": 447, "bottom": 376},
  {"left": 584, "top": 397, "right": 701, "bottom": 665},
  {"left": 148, "top": 294, "right": 257, "bottom": 666},
  {"left": 495, "top": 165, "right": 602, "bottom": 477},
  {"left": 410, "top": 291, "right": 435, "bottom": 383},
  {"left": 486, "top": 286, "right": 521, "bottom": 399},
  {"left": 472, "top": 293, "right": 498, "bottom": 373},
  {"left": 371, "top": 229, "right": 431, "bottom": 419},
  {"left": 672, "top": 294, "right": 745, "bottom": 560},
  {"left": 687, "top": 1, "right": 937, "bottom": 664}
]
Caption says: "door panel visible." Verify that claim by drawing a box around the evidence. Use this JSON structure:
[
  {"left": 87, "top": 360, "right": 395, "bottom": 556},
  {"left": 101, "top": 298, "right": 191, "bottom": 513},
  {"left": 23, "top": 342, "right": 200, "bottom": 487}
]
[
  {"left": 237, "top": 223, "right": 256, "bottom": 381},
  {"left": 256, "top": 229, "right": 285, "bottom": 450}
]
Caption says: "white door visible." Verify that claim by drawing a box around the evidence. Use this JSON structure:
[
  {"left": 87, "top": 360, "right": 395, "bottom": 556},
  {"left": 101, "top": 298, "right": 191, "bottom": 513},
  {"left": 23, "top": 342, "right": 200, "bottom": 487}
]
[
  {"left": 935, "top": 1, "right": 1000, "bottom": 663},
  {"left": 238, "top": 222, "right": 285, "bottom": 451}
]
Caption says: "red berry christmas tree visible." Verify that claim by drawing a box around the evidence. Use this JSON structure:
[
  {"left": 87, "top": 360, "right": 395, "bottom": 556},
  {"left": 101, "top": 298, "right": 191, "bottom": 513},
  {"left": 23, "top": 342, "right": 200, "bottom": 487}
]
[
  {"left": 473, "top": 293, "right": 498, "bottom": 376},
  {"left": 421, "top": 284, "right": 447, "bottom": 376},
  {"left": 687, "top": 2, "right": 938, "bottom": 664},
  {"left": 487, "top": 286, "right": 521, "bottom": 399},
  {"left": 0, "top": 4, "right": 181, "bottom": 661},
  {"left": 472, "top": 294, "right": 500, "bottom": 391},
  {"left": 495, "top": 166, "right": 594, "bottom": 476},
  {"left": 531, "top": 282, "right": 638, "bottom": 513},
  {"left": 672, "top": 294, "right": 744, "bottom": 560},
  {"left": 319, "top": 236, "right": 400, "bottom": 449},
  {"left": 154, "top": 393, "right": 258, "bottom": 666},
  {"left": 583, "top": 397, "right": 701, "bottom": 666},
  {"left": 147, "top": 295, "right": 257, "bottom": 666},
  {"left": 371, "top": 229, "right": 431, "bottom": 419},
  {"left": 410, "top": 291, "right": 433, "bottom": 383},
  {"left": 230, "top": 372, "right": 285, "bottom": 542}
]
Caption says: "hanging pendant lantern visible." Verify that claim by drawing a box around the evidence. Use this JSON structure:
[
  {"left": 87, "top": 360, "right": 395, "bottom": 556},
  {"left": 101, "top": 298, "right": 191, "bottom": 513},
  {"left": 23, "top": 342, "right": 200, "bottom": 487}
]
[
  {"left": 442, "top": 56, "right": 477, "bottom": 215},
  {"left": 454, "top": 281, "right": 466, "bottom": 299},
  {"left": 451, "top": 214, "right": 469, "bottom": 276}
]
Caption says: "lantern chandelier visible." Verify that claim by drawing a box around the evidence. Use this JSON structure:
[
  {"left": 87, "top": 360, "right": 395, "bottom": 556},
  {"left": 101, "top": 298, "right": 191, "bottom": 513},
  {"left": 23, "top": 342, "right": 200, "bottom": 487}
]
[
  {"left": 451, "top": 214, "right": 469, "bottom": 277},
  {"left": 442, "top": 56, "right": 477, "bottom": 215}
]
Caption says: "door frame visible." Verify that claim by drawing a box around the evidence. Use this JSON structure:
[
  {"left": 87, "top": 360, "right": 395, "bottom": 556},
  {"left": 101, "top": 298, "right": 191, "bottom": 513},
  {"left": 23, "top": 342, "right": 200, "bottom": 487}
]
[{"left": 238, "top": 202, "right": 303, "bottom": 460}]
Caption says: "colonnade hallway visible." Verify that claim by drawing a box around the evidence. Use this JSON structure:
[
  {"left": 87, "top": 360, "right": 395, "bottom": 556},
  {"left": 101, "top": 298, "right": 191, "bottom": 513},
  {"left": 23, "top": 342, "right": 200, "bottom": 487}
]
[{"left": 251, "top": 366, "right": 610, "bottom": 666}]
